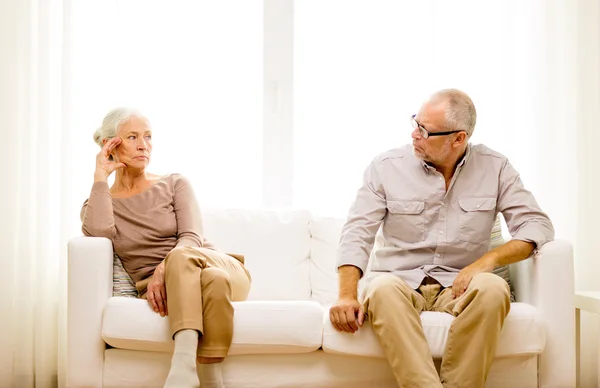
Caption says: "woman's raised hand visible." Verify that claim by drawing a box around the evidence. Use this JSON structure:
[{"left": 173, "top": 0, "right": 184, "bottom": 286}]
[{"left": 95, "top": 137, "right": 126, "bottom": 182}]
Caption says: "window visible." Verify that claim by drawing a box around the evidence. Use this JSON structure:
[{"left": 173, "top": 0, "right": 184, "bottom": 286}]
[
  {"left": 293, "top": 1, "right": 542, "bottom": 217},
  {"left": 70, "top": 1, "right": 263, "bottom": 208},
  {"left": 69, "top": 1, "right": 546, "bottom": 217}
]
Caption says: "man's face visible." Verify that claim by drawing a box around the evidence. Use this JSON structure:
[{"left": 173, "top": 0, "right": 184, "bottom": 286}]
[{"left": 411, "top": 102, "right": 454, "bottom": 165}]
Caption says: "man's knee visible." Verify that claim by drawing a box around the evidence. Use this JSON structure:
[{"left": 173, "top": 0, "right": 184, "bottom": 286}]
[
  {"left": 470, "top": 273, "right": 510, "bottom": 307},
  {"left": 364, "top": 274, "right": 413, "bottom": 303}
]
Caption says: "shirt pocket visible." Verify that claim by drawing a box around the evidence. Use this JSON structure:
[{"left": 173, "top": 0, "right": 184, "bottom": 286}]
[
  {"left": 458, "top": 197, "right": 497, "bottom": 244},
  {"left": 386, "top": 200, "right": 426, "bottom": 243}
]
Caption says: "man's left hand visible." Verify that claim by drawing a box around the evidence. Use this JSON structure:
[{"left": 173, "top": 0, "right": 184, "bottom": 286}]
[{"left": 452, "top": 256, "right": 495, "bottom": 299}]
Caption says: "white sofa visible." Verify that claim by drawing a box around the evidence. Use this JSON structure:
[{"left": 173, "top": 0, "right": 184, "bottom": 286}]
[{"left": 67, "top": 208, "right": 576, "bottom": 388}]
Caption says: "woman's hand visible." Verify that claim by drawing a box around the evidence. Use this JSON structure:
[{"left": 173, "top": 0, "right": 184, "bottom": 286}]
[
  {"left": 146, "top": 262, "right": 168, "bottom": 317},
  {"left": 94, "top": 137, "right": 126, "bottom": 182}
]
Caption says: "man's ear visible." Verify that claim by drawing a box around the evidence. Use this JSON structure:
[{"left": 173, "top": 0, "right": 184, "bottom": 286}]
[{"left": 453, "top": 132, "right": 468, "bottom": 147}]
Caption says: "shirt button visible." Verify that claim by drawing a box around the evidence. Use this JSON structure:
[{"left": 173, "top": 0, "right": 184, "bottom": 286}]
[
  {"left": 477, "top": 204, "right": 481, "bottom": 208},
  {"left": 439, "top": 231, "right": 444, "bottom": 235},
  {"left": 436, "top": 253, "right": 441, "bottom": 258}
]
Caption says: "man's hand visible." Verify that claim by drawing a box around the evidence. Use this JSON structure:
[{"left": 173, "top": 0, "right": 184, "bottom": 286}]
[
  {"left": 451, "top": 256, "right": 495, "bottom": 299},
  {"left": 146, "top": 262, "right": 168, "bottom": 317},
  {"left": 329, "top": 298, "right": 365, "bottom": 333},
  {"left": 452, "top": 240, "right": 536, "bottom": 299}
]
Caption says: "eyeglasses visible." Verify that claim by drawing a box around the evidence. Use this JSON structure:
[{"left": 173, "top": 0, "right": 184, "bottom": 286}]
[{"left": 411, "top": 114, "right": 466, "bottom": 139}]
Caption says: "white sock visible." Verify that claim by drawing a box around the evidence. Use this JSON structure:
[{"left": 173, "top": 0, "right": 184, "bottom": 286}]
[
  {"left": 198, "top": 363, "right": 225, "bottom": 388},
  {"left": 164, "top": 330, "right": 200, "bottom": 388}
]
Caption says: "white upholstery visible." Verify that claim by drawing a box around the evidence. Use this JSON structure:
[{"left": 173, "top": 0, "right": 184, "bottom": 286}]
[
  {"left": 308, "top": 217, "right": 344, "bottom": 306},
  {"left": 67, "top": 237, "right": 113, "bottom": 388},
  {"left": 202, "top": 208, "right": 312, "bottom": 301},
  {"left": 510, "top": 240, "right": 576, "bottom": 386},
  {"left": 102, "top": 298, "right": 323, "bottom": 355},
  {"left": 67, "top": 208, "right": 576, "bottom": 388},
  {"left": 322, "top": 303, "right": 546, "bottom": 359},
  {"left": 102, "top": 349, "right": 538, "bottom": 388},
  {"left": 309, "top": 216, "right": 379, "bottom": 305}
]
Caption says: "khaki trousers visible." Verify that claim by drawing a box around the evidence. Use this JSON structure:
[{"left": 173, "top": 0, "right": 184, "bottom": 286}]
[
  {"left": 136, "top": 246, "right": 251, "bottom": 358},
  {"left": 362, "top": 272, "right": 510, "bottom": 388}
]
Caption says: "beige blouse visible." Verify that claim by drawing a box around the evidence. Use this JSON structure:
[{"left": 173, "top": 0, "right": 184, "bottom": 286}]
[{"left": 80, "top": 173, "right": 216, "bottom": 283}]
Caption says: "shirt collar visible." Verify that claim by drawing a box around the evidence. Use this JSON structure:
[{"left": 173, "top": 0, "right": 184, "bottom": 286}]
[
  {"left": 457, "top": 143, "right": 471, "bottom": 168},
  {"left": 420, "top": 143, "right": 472, "bottom": 172}
]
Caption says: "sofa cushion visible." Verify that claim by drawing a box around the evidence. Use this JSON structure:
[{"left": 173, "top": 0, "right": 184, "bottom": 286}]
[
  {"left": 202, "top": 208, "right": 312, "bottom": 301},
  {"left": 321, "top": 302, "right": 545, "bottom": 358},
  {"left": 102, "top": 297, "right": 324, "bottom": 355}
]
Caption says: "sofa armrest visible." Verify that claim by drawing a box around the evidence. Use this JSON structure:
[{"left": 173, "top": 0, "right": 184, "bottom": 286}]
[
  {"left": 509, "top": 239, "right": 575, "bottom": 387},
  {"left": 67, "top": 237, "right": 113, "bottom": 388}
]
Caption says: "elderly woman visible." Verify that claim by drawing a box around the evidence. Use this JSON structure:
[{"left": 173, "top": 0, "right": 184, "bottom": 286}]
[{"left": 80, "top": 108, "right": 251, "bottom": 388}]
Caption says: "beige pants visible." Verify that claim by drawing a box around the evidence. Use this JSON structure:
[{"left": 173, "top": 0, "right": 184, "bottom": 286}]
[
  {"left": 137, "top": 246, "right": 251, "bottom": 358},
  {"left": 362, "top": 272, "right": 510, "bottom": 388}
]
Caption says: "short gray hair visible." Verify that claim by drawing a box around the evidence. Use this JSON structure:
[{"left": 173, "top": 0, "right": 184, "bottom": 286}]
[
  {"left": 93, "top": 107, "right": 146, "bottom": 159},
  {"left": 429, "top": 89, "right": 477, "bottom": 137}
]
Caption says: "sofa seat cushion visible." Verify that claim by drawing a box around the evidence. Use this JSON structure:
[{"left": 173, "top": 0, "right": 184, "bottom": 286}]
[
  {"left": 102, "top": 297, "right": 324, "bottom": 355},
  {"left": 322, "top": 302, "right": 545, "bottom": 359}
]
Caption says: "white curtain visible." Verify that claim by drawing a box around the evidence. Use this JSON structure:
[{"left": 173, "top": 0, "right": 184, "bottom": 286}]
[{"left": 0, "top": 1, "right": 68, "bottom": 387}]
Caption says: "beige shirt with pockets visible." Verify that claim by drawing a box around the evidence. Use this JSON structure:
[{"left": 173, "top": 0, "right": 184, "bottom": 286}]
[{"left": 337, "top": 143, "right": 555, "bottom": 289}]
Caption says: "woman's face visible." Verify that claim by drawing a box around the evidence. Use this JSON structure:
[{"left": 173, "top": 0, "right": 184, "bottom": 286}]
[{"left": 111, "top": 116, "right": 153, "bottom": 169}]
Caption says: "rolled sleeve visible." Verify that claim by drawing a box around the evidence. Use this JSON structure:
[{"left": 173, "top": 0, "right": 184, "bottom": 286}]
[
  {"left": 497, "top": 160, "right": 555, "bottom": 252},
  {"left": 336, "top": 159, "right": 387, "bottom": 275},
  {"left": 511, "top": 221, "right": 554, "bottom": 251}
]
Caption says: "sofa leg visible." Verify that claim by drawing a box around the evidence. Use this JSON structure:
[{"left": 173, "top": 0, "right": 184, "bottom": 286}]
[
  {"left": 576, "top": 307, "right": 580, "bottom": 388},
  {"left": 537, "top": 354, "right": 541, "bottom": 388}
]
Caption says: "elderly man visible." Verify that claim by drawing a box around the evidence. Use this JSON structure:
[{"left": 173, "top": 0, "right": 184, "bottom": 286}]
[{"left": 329, "top": 89, "right": 554, "bottom": 388}]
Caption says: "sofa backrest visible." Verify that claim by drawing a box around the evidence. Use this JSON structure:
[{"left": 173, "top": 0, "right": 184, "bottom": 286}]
[
  {"left": 309, "top": 216, "right": 384, "bottom": 306},
  {"left": 202, "top": 208, "right": 313, "bottom": 301},
  {"left": 112, "top": 208, "right": 507, "bottom": 303},
  {"left": 308, "top": 217, "right": 346, "bottom": 306}
]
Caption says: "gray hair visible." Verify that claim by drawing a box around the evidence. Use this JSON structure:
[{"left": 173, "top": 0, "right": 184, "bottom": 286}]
[
  {"left": 93, "top": 107, "right": 146, "bottom": 159},
  {"left": 429, "top": 89, "right": 477, "bottom": 137}
]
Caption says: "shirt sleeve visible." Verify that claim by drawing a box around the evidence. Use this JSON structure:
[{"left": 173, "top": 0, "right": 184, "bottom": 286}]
[
  {"left": 336, "top": 158, "right": 388, "bottom": 276},
  {"left": 497, "top": 160, "right": 555, "bottom": 252},
  {"left": 81, "top": 181, "right": 117, "bottom": 239},
  {"left": 172, "top": 174, "right": 206, "bottom": 248}
]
